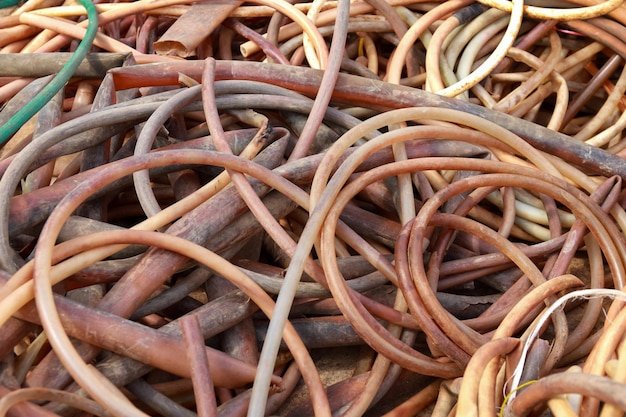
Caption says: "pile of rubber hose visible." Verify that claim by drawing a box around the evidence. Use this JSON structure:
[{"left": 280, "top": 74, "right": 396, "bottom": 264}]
[{"left": 2, "top": 0, "right": 626, "bottom": 416}]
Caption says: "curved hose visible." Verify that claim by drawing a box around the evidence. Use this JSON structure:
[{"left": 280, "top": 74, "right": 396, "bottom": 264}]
[{"left": 0, "top": 0, "right": 98, "bottom": 146}]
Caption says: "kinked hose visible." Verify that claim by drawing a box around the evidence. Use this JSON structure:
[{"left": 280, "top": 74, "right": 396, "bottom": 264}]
[{"left": 0, "top": 0, "right": 99, "bottom": 146}]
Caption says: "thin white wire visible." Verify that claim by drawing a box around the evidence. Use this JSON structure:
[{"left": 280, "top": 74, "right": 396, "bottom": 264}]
[{"left": 507, "top": 288, "right": 626, "bottom": 402}]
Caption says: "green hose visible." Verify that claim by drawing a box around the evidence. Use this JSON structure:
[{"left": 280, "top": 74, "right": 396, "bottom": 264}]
[
  {"left": 0, "top": 0, "right": 20, "bottom": 8},
  {"left": 0, "top": 0, "right": 99, "bottom": 145}
]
